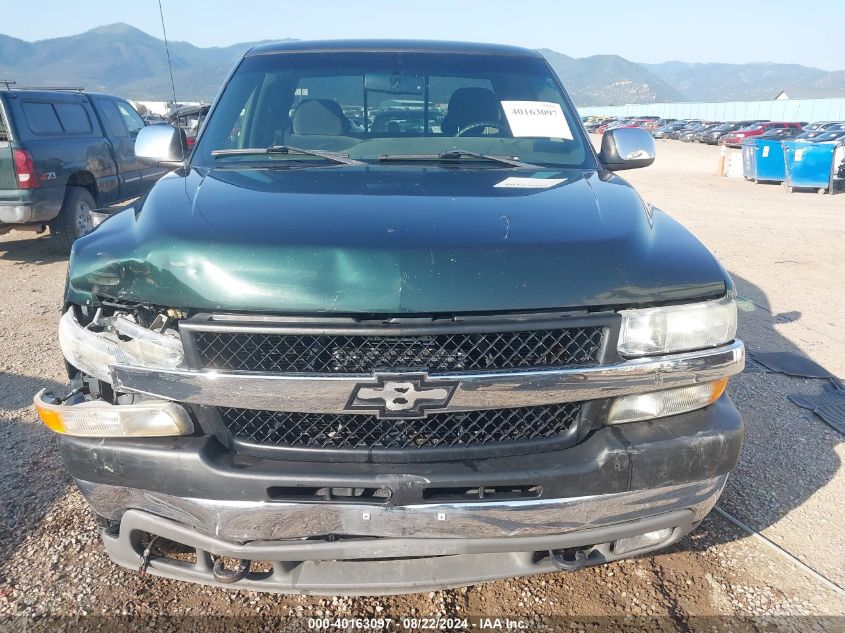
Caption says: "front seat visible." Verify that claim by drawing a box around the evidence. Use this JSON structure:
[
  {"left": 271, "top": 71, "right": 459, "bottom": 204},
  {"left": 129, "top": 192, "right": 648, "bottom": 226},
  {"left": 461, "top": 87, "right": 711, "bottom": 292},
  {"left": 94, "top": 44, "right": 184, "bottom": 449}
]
[
  {"left": 284, "top": 99, "right": 356, "bottom": 150},
  {"left": 441, "top": 87, "right": 503, "bottom": 136}
]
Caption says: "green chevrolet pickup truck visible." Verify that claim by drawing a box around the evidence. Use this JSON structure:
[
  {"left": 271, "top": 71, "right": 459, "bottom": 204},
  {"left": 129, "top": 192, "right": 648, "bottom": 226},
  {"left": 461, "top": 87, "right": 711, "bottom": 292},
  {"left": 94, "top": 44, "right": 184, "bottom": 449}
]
[
  {"left": 0, "top": 87, "right": 166, "bottom": 252},
  {"left": 35, "top": 40, "right": 744, "bottom": 595}
]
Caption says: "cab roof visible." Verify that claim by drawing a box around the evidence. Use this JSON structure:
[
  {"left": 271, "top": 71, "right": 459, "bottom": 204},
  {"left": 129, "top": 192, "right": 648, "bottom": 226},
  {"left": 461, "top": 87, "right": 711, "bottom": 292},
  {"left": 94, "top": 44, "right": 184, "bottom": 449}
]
[
  {"left": 0, "top": 87, "right": 118, "bottom": 101},
  {"left": 246, "top": 39, "right": 543, "bottom": 59}
]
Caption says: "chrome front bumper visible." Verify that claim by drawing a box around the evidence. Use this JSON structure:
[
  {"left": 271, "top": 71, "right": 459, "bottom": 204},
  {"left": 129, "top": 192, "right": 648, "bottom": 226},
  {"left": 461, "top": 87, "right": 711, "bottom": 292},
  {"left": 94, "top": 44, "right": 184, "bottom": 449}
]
[
  {"left": 77, "top": 475, "right": 726, "bottom": 542},
  {"left": 108, "top": 341, "right": 745, "bottom": 413},
  {"left": 57, "top": 308, "right": 744, "bottom": 415}
]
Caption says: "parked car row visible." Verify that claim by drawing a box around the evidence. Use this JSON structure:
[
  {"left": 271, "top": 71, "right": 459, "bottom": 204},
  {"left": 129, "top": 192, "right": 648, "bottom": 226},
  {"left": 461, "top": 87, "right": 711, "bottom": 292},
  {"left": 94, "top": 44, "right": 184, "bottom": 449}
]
[
  {"left": 582, "top": 115, "right": 845, "bottom": 148},
  {"left": 721, "top": 121, "right": 805, "bottom": 147}
]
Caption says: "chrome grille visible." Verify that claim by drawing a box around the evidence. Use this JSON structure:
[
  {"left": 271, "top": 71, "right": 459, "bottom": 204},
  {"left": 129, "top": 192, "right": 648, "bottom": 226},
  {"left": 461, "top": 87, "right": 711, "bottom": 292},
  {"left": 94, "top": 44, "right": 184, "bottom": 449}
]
[
  {"left": 193, "top": 327, "right": 604, "bottom": 373},
  {"left": 219, "top": 403, "right": 583, "bottom": 451}
]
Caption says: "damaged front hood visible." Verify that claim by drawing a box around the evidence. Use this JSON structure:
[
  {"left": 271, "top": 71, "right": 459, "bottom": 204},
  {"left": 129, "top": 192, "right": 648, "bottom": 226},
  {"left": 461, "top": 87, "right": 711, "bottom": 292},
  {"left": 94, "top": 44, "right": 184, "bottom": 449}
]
[{"left": 67, "top": 165, "right": 728, "bottom": 313}]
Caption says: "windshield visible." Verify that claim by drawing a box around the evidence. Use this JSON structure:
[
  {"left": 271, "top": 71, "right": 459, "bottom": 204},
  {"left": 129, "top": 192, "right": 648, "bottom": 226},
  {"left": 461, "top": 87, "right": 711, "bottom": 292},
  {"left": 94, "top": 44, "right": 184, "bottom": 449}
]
[
  {"left": 192, "top": 51, "right": 592, "bottom": 169},
  {"left": 814, "top": 131, "right": 845, "bottom": 141}
]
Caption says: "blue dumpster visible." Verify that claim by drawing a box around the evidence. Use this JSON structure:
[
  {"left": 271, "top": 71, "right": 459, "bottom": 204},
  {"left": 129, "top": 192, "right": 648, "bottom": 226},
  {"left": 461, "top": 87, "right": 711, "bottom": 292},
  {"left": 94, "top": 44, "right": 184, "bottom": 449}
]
[
  {"left": 783, "top": 140, "right": 844, "bottom": 194},
  {"left": 752, "top": 138, "right": 787, "bottom": 183},
  {"left": 741, "top": 139, "right": 756, "bottom": 180}
]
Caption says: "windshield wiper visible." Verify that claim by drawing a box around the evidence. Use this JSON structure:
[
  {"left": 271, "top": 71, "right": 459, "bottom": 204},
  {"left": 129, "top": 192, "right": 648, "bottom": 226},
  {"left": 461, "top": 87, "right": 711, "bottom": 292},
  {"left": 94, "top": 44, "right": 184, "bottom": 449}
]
[
  {"left": 211, "top": 145, "right": 364, "bottom": 166},
  {"left": 379, "top": 150, "right": 538, "bottom": 168}
]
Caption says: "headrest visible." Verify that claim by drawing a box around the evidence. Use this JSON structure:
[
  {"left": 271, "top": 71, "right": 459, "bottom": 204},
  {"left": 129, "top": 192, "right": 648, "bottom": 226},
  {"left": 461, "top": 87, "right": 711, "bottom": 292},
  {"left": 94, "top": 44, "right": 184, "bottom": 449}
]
[
  {"left": 441, "top": 87, "right": 501, "bottom": 135},
  {"left": 292, "top": 99, "right": 349, "bottom": 136}
]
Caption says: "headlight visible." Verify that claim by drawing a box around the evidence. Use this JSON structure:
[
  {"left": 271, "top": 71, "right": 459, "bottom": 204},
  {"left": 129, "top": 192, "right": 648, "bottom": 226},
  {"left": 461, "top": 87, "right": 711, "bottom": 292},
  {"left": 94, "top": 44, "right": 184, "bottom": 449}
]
[
  {"left": 59, "top": 309, "right": 184, "bottom": 383},
  {"left": 608, "top": 378, "right": 728, "bottom": 425},
  {"left": 618, "top": 297, "right": 737, "bottom": 357},
  {"left": 34, "top": 389, "right": 192, "bottom": 437}
]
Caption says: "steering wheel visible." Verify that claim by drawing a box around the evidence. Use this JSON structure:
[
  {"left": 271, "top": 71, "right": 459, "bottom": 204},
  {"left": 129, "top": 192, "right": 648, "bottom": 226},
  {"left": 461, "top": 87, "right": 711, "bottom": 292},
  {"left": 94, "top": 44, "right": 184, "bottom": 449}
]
[{"left": 455, "top": 121, "right": 508, "bottom": 137}]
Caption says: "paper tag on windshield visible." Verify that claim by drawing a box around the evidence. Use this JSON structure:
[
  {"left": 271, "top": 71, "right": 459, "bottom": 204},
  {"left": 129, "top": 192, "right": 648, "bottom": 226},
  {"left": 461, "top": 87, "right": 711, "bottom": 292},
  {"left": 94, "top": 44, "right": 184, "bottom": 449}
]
[
  {"left": 762, "top": 146, "right": 770, "bottom": 157},
  {"left": 501, "top": 101, "right": 573, "bottom": 140},
  {"left": 794, "top": 148, "right": 805, "bottom": 161},
  {"left": 494, "top": 177, "right": 566, "bottom": 189}
]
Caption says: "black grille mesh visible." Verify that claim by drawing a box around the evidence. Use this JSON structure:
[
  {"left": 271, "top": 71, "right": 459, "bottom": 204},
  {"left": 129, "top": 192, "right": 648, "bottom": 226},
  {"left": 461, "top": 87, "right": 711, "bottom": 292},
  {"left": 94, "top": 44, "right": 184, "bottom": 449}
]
[
  {"left": 219, "top": 403, "right": 582, "bottom": 451},
  {"left": 194, "top": 327, "right": 603, "bottom": 373}
]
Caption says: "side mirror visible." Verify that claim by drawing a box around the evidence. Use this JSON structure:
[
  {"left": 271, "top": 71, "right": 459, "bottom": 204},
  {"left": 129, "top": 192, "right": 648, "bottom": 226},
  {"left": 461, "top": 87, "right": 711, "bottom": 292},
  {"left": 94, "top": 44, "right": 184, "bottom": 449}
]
[
  {"left": 135, "top": 125, "right": 187, "bottom": 164},
  {"left": 598, "top": 127, "right": 656, "bottom": 170}
]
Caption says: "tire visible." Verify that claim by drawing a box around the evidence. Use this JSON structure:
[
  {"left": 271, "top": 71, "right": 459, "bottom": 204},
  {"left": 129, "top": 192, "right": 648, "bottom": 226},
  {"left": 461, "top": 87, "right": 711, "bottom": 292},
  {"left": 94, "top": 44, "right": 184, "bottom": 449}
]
[{"left": 50, "top": 186, "right": 97, "bottom": 254}]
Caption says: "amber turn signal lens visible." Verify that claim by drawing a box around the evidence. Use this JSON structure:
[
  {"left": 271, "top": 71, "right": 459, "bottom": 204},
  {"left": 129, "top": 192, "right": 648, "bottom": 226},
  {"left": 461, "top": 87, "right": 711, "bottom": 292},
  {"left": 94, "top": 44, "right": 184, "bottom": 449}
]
[
  {"left": 608, "top": 378, "right": 729, "bottom": 425},
  {"left": 34, "top": 402, "right": 66, "bottom": 433},
  {"left": 709, "top": 377, "right": 728, "bottom": 402},
  {"left": 33, "top": 389, "right": 193, "bottom": 438}
]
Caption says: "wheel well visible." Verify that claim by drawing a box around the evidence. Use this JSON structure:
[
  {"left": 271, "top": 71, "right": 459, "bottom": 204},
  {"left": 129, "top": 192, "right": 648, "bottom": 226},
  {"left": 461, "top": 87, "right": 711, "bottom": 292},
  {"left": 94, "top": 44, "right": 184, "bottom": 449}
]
[{"left": 66, "top": 171, "right": 98, "bottom": 204}]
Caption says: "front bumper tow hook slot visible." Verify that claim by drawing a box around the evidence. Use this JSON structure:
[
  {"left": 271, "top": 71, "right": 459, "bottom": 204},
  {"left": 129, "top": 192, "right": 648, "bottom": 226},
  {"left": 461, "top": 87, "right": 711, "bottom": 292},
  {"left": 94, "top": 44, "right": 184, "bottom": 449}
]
[
  {"left": 548, "top": 547, "right": 606, "bottom": 571},
  {"left": 212, "top": 557, "right": 251, "bottom": 583}
]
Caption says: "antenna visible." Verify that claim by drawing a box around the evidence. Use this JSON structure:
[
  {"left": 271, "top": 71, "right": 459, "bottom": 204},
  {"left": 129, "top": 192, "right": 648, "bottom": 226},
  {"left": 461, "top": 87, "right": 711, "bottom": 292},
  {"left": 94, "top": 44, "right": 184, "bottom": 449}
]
[{"left": 158, "top": 0, "right": 178, "bottom": 106}]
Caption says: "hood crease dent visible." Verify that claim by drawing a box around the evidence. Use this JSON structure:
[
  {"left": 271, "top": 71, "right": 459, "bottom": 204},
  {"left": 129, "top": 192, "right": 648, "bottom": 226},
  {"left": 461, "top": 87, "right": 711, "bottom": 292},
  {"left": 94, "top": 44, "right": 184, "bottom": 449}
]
[{"left": 67, "top": 166, "right": 728, "bottom": 314}]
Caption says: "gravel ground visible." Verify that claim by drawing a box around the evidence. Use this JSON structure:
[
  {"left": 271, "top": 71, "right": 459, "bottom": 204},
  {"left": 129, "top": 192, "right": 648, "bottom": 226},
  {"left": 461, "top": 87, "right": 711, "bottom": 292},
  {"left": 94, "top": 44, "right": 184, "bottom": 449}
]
[{"left": 1, "top": 138, "right": 844, "bottom": 631}]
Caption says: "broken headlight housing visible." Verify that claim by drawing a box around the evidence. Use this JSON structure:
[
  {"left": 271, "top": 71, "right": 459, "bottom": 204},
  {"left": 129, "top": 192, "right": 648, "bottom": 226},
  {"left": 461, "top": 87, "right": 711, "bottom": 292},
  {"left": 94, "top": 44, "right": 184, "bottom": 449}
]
[
  {"left": 58, "top": 308, "right": 185, "bottom": 383},
  {"left": 617, "top": 297, "right": 737, "bottom": 357}
]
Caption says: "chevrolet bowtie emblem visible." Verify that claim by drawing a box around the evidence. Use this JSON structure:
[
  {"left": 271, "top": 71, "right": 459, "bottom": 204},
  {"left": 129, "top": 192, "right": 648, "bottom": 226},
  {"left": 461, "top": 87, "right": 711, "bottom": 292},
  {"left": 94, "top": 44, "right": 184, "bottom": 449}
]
[{"left": 346, "top": 373, "right": 459, "bottom": 419}]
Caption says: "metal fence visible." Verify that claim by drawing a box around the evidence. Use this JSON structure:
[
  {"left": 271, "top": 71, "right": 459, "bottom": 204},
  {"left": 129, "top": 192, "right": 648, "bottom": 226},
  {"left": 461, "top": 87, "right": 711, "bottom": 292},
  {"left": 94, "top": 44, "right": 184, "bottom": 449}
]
[{"left": 577, "top": 98, "right": 845, "bottom": 122}]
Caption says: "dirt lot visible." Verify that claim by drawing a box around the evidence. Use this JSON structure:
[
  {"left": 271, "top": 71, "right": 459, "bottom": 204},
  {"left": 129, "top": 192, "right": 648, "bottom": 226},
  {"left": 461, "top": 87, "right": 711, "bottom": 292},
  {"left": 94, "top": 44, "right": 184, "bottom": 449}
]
[{"left": 1, "top": 137, "right": 844, "bottom": 631}]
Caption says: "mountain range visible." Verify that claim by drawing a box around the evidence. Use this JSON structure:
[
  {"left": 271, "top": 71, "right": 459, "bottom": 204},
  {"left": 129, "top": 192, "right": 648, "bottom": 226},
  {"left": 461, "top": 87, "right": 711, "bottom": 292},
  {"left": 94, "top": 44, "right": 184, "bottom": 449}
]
[{"left": 1, "top": 24, "right": 844, "bottom": 106}]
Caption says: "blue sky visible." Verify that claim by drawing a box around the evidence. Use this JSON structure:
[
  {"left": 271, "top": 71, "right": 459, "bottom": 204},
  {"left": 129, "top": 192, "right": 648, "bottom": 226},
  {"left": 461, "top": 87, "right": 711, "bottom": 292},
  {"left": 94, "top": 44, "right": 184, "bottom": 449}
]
[{"left": 5, "top": 0, "right": 844, "bottom": 71}]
